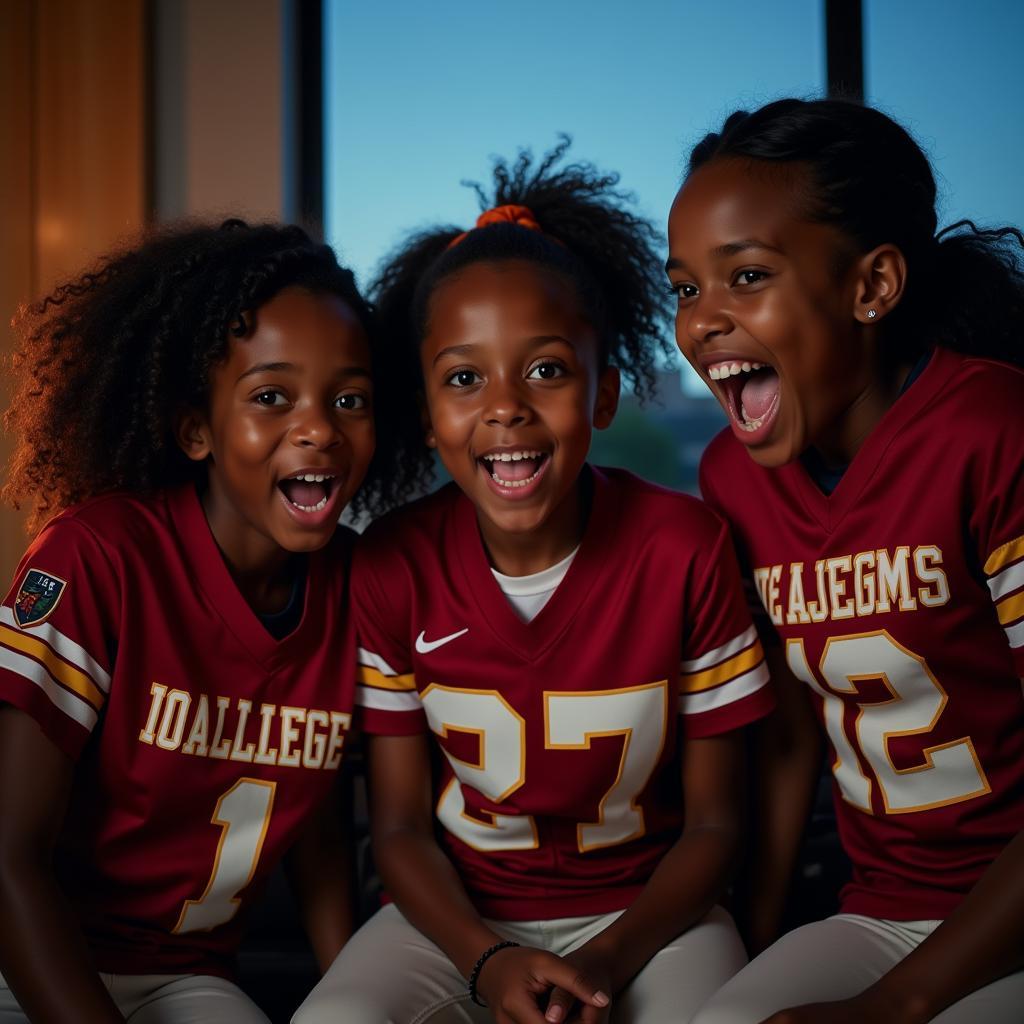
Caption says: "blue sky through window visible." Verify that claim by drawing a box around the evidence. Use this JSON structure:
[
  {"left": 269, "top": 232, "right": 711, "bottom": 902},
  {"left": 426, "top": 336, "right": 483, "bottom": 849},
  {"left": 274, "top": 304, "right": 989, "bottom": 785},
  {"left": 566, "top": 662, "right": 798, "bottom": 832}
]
[
  {"left": 325, "top": 0, "right": 825, "bottom": 302},
  {"left": 865, "top": 0, "right": 1024, "bottom": 232},
  {"left": 323, "top": 2, "right": 1023, "bottom": 487}
]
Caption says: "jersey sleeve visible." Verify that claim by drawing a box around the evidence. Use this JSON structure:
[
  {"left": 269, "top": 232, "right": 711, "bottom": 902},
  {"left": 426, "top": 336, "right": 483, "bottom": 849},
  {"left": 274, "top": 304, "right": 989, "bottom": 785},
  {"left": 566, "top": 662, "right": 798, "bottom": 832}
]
[
  {"left": 973, "top": 421, "right": 1024, "bottom": 677},
  {"left": 678, "top": 517, "right": 774, "bottom": 738},
  {"left": 0, "top": 517, "right": 119, "bottom": 758},
  {"left": 351, "top": 538, "right": 426, "bottom": 735}
]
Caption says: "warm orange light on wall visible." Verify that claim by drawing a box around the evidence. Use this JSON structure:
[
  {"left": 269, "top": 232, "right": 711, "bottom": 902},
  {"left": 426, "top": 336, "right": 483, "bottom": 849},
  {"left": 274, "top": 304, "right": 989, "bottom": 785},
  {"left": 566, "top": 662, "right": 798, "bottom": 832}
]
[{"left": 0, "top": 0, "right": 148, "bottom": 579}]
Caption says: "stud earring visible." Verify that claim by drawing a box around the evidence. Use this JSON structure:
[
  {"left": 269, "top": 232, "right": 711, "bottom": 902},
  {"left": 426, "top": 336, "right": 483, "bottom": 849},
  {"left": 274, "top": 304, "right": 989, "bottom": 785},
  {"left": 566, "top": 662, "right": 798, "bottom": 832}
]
[{"left": 867, "top": 309, "right": 877, "bottom": 319}]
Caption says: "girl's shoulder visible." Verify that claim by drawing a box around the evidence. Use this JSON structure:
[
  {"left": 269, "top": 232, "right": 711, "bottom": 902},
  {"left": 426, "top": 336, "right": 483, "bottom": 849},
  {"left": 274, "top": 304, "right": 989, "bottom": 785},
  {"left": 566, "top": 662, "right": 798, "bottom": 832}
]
[
  {"left": 935, "top": 350, "right": 1024, "bottom": 419},
  {"left": 348, "top": 485, "right": 463, "bottom": 619},
  {"left": 590, "top": 466, "right": 731, "bottom": 577},
  {"left": 31, "top": 489, "right": 178, "bottom": 563},
  {"left": 357, "top": 483, "right": 462, "bottom": 555},
  {"left": 900, "top": 350, "right": 1024, "bottom": 477},
  {"left": 596, "top": 465, "right": 727, "bottom": 537}
]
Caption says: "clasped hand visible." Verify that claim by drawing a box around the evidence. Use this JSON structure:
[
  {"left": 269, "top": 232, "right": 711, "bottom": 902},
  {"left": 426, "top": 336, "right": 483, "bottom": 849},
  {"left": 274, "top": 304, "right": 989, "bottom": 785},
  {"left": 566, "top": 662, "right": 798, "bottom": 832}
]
[{"left": 475, "top": 945, "right": 612, "bottom": 1024}]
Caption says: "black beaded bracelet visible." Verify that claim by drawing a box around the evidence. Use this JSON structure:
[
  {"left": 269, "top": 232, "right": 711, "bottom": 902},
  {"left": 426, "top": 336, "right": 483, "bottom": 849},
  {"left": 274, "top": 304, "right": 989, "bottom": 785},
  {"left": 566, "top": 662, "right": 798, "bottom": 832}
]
[{"left": 468, "top": 939, "right": 521, "bottom": 1006}]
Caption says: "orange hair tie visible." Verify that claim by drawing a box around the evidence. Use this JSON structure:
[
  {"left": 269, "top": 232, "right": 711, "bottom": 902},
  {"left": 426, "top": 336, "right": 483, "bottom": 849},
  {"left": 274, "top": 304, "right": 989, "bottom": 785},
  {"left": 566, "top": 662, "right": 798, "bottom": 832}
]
[{"left": 446, "top": 204, "right": 545, "bottom": 249}]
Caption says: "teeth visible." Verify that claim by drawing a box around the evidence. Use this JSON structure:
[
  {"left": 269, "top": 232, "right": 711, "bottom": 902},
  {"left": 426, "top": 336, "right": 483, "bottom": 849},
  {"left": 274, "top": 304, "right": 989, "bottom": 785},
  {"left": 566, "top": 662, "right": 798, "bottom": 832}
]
[
  {"left": 738, "top": 391, "right": 780, "bottom": 432},
  {"left": 290, "top": 496, "right": 329, "bottom": 512},
  {"left": 740, "top": 403, "right": 766, "bottom": 430},
  {"left": 708, "top": 361, "right": 766, "bottom": 380},
  {"left": 292, "top": 472, "right": 334, "bottom": 483},
  {"left": 481, "top": 450, "right": 544, "bottom": 462},
  {"left": 282, "top": 471, "right": 335, "bottom": 513},
  {"left": 492, "top": 467, "right": 544, "bottom": 489}
]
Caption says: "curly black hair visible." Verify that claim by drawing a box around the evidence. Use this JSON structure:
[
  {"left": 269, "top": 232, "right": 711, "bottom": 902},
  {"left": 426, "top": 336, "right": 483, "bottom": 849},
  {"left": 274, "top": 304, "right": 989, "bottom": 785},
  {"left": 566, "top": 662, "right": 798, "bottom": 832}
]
[
  {"left": 371, "top": 136, "right": 673, "bottom": 495},
  {"left": 688, "top": 99, "right": 1024, "bottom": 368},
  {"left": 3, "top": 219, "right": 417, "bottom": 533}
]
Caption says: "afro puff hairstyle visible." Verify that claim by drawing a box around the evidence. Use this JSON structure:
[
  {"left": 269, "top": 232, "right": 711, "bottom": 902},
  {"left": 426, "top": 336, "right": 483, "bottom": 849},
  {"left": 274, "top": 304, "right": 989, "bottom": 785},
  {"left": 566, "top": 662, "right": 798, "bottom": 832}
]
[{"left": 369, "top": 135, "right": 674, "bottom": 496}]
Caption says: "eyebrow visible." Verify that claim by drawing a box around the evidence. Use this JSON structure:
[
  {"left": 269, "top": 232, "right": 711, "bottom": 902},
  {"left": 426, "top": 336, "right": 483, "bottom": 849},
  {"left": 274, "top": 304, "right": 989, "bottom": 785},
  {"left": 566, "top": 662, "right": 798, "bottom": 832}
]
[
  {"left": 432, "top": 344, "right": 474, "bottom": 367},
  {"left": 711, "top": 239, "right": 783, "bottom": 258},
  {"left": 237, "top": 362, "right": 372, "bottom": 383},
  {"left": 665, "top": 239, "right": 783, "bottom": 274},
  {"left": 431, "top": 335, "right": 574, "bottom": 367}
]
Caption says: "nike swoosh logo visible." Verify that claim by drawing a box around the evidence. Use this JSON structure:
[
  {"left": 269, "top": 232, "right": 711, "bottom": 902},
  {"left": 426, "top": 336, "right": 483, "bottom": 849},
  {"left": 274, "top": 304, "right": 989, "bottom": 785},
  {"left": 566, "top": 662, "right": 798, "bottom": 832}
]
[{"left": 415, "top": 628, "right": 469, "bottom": 654}]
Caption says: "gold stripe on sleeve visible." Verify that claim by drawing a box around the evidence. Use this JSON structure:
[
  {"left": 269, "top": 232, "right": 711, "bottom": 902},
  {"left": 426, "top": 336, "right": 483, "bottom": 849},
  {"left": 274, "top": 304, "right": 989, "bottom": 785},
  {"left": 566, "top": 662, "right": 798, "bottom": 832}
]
[
  {"left": 984, "top": 535, "right": 1024, "bottom": 577},
  {"left": 996, "top": 589, "right": 1024, "bottom": 627},
  {"left": 0, "top": 624, "right": 105, "bottom": 710},
  {"left": 679, "top": 641, "right": 764, "bottom": 694},
  {"left": 357, "top": 664, "right": 417, "bottom": 692}
]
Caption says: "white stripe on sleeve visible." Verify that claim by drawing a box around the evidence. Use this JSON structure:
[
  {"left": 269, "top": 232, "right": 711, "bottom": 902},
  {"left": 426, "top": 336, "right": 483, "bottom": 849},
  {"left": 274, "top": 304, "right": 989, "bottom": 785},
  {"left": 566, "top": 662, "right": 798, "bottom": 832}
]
[
  {"left": 1004, "top": 619, "right": 1024, "bottom": 650},
  {"left": 0, "top": 606, "right": 111, "bottom": 694},
  {"left": 357, "top": 646, "right": 401, "bottom": 677},
  {"left": 678, "top": 662, "right": 770, "bottom": 717},
  {"left": 0, "top": 645, "right": 99, "bottom": 730},
  {"left": 680, "top": 625, "right": 757, "bottom": 673},
  {"left": 356, "top": 685, "right": 423, "bottom": 712},
  {"left": 988, "top": 559, "right": 1024, "bottom": 603}
]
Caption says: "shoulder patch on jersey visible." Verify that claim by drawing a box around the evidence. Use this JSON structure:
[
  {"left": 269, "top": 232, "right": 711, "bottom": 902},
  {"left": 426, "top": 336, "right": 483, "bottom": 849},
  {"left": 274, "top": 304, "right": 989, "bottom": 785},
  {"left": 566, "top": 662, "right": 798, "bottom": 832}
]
[{"left": 14, "top": 568, "right": 68, "bottom": 628}]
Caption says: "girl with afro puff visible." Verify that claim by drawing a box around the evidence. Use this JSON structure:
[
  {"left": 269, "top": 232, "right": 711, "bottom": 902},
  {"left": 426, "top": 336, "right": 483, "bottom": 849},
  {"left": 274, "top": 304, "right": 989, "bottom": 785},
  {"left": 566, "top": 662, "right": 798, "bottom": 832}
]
[{"left": 295, "top": 141, "right": 773, "bottom": 1024}]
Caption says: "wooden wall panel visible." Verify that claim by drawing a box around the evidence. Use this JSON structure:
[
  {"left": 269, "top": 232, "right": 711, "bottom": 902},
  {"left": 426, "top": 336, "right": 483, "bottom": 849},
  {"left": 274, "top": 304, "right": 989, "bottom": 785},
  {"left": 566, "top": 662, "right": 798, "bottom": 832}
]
[
  {"left": 35, "top": 0, "right": 147, "bottom": 293},
  {"left": 0, "top": 3, "right": 34, "bottom": 326},
  {"left": 0, "top": 0, "right": 147, "bottom": 582},
  {"left": 0, "top": 0, "right": 40, "bottom": 581}
]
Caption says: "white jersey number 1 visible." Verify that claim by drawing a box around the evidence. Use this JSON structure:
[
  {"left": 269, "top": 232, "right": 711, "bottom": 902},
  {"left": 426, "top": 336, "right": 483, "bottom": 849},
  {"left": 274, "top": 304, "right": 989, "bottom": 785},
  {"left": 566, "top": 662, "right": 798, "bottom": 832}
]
[{"left": 173, "top": 778, "right": 276, "bottom": 933}]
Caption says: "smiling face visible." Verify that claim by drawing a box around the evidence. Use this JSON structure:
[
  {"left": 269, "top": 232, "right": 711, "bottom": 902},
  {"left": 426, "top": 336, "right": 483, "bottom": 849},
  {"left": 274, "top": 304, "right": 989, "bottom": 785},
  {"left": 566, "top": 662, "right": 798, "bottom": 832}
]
[
  {"left": 179, "top": 286, "right": 375, "bottom": 573},
  {"left": 421, "top": 260, "right": 618, "bottom": 572},
  {"left": 667, "top": 157, "right": 896, "bottom": 468}
]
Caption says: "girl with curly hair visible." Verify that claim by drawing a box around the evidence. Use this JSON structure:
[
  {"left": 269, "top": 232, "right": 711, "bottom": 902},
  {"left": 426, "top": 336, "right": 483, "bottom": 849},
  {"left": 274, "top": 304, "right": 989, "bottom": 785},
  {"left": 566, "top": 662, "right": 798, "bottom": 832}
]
[{"left": 0, "top": 220, "right": 414, "bottom": 1023}]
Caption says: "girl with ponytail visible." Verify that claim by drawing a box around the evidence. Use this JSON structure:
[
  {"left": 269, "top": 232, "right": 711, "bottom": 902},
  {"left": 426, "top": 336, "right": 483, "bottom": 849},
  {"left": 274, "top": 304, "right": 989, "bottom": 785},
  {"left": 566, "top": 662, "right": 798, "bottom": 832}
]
[
  {"left": 296, "top": 140, "right": 773, "bottom": 1024},
  {"left": 668, "top": 99, "right": 1024, "bottom": 1023}
]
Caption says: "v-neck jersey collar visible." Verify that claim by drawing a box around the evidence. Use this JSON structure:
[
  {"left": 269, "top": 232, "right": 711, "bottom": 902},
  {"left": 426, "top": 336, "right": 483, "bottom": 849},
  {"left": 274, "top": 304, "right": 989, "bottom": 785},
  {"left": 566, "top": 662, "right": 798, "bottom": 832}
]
[
  {"left": 782, "top": 347, "right": 961, "bottom": 534},
  {"left": 450, "top": 466, "right": 622, "bottom": 661},
  {"left": 166, "top": 483, "right": 324, "bottom": 670}
]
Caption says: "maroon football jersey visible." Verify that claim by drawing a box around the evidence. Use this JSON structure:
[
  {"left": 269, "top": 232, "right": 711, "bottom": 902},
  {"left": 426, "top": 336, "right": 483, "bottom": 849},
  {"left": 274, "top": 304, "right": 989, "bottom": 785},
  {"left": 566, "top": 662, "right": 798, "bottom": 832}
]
[
  {"left": 0, "top": 485, "right": 356, "bottom": 977},
  {"left": 700, "top": 347, "right": 1024, "bottom": 921},
  {"left": 353, "top": 467, "right": 773, "bottom": 920}
]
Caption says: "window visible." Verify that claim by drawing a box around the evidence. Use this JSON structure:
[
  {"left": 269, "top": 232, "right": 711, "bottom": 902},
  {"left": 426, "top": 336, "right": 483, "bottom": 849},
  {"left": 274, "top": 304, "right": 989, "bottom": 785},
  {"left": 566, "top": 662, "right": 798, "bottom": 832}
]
[
  {"left": 324, "top": 0, "right": 826, "bottom": 491},
  {"left": 865, "top": 0, "right": 1024, "bottom": 231}
]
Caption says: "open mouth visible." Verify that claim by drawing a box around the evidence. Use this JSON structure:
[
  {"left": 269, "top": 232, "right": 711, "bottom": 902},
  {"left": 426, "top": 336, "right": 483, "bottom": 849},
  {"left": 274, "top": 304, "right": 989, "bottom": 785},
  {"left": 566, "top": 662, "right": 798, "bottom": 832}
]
[
  {"left": 479, "top": 450, "right": 550, "bottom": 491},
  {"left": 708, "top": 360, "right": 780, "bottom": 434},
  {"left": 278, "top": 472, "right": 339, "bottom": 513}
]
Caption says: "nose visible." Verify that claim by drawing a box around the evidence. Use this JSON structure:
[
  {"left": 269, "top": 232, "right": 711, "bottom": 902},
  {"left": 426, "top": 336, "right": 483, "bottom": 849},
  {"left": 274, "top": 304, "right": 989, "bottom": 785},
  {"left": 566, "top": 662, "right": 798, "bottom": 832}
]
[
  {"left": 685, "top": 288, "right": 733, "bottom": 346},
  {"left": 483, "top": 375, "right": 531, "bottom": 429},
  {"left": 290, "top": 402, "right": 342, "bottom": 449}
]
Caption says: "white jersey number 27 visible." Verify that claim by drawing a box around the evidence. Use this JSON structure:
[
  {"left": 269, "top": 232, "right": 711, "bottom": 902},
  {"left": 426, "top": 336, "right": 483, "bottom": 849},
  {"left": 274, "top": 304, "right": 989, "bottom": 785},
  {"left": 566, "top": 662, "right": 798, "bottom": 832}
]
[{"left": 422, "top": 682, "right": 669, "bottom": 854}]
